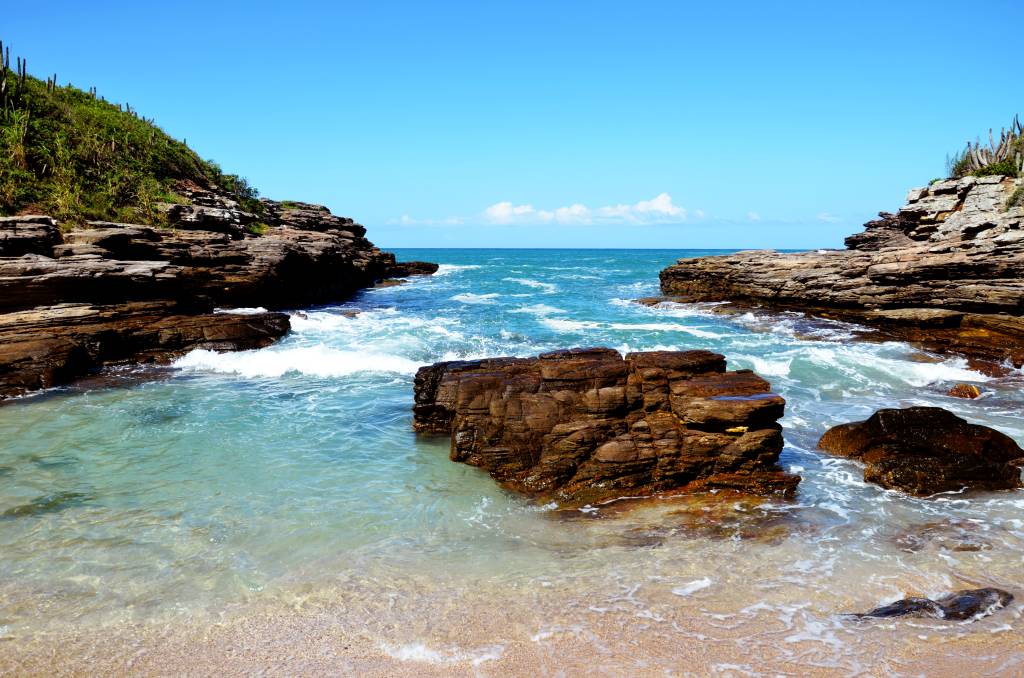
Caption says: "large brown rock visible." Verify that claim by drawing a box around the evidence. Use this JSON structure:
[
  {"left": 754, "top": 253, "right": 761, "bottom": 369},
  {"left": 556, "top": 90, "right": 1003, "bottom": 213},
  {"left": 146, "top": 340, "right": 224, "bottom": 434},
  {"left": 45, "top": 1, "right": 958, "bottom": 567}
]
[
  {"left": 0, "top": 302, "right": 289, "bottom": 398},
  {"left": 817, "top": 407, "right": 1024, "bottom": 496},
  {"left": 659, "top": 176, "right": 1024, "bottom": 366},
  {"left": 0, "top": 192, "right": 434, "bottom": 398},
  {"left": 413, "top": 347, "right": 799, "bottom": 506}
]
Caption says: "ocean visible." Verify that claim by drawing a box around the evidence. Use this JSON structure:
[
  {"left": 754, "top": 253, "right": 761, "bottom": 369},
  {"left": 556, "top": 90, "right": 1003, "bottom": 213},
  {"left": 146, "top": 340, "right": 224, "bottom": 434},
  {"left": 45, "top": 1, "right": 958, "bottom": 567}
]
[{"left": 1, "top": 248, "right": 1022, "bottom": 674}]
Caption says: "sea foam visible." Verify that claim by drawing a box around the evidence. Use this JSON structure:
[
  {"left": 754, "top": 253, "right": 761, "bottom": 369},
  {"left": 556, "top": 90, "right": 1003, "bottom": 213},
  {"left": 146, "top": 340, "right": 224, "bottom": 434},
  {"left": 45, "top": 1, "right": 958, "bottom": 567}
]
[{"left": 173, "top": 345, "right": 420, "bottom": 378}]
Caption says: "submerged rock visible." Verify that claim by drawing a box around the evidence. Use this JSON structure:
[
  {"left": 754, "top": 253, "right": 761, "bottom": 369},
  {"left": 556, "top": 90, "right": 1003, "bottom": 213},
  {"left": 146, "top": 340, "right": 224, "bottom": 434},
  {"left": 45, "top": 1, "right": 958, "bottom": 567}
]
[
  {"left": 413, "top": 347, "right": 799, "bottom": 506},
  {"left": 851, "top": 588, "right": 1013, "bottom": 621},
  {"left": 659, "top": 176, "right": 1024, "bottom": 367},
  {"left": 817, "top": 407, "right": 1024, "bottom": 496},
  {"left": 1, "top": 491, "right": 92, "bottom": 519}
]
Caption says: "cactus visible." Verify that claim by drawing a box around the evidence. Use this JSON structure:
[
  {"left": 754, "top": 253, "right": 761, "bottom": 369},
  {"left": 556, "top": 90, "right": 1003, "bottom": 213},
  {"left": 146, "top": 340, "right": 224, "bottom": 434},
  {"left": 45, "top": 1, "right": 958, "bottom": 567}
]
[{"left": 952, "top": 115, "right": 1024, "bottom": 177}]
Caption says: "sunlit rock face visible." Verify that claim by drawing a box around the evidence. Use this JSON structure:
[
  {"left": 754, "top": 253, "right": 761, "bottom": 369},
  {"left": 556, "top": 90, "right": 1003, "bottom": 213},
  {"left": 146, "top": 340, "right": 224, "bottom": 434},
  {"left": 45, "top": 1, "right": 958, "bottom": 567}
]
[
  {"left": 413, "top": 347, "right": 798, "bottom": 506},
  {"left": 659, "top": 175, "right": 1024, "bottom": 367}
]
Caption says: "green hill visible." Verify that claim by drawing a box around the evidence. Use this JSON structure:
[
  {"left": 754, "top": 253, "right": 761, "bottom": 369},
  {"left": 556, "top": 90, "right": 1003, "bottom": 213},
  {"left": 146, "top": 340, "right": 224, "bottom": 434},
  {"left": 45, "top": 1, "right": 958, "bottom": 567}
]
[{"left": 0, "top": 41, "right": 258, "bottom": 226}]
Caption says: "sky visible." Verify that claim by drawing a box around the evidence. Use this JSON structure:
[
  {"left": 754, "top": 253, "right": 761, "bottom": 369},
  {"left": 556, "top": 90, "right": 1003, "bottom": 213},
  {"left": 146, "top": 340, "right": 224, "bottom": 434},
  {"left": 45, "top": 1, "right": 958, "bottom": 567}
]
[{"left": 6, "top": 1, "right": 1022, "bottom": 248}]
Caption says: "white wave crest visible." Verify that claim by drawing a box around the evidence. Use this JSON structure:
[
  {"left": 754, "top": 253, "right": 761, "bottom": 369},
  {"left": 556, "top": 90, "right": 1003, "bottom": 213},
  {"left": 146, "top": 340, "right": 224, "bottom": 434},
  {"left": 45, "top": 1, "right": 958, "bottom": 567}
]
[
  {"left": 607, "top": 322, "right": 723, "bottom": 339},
  {"left": 540, "top": 317, "right": 721, "bottom": 338},
  {"left": 503, "top": 277, "right": 558, "bottom": 294},
  {"left": 173, "top": 345, "right": 420, "bottom": 378},
  {"left": 540, "top": 318, "right": 603, "bottom": 331},
  {"left": 214, "top": 306, "right": 269, "bottom": 315},
  {"left": 433, "top": 264, "right": 482, "bottom": 276},
  {"left": 451, "top": 292, "right": 500, "bottom": 304},
  {"left": 733, "top": 354, "right": 794, "bottom": 378},
  {"left": 510, "top": 304, "right": 565, "bottom": 316}
]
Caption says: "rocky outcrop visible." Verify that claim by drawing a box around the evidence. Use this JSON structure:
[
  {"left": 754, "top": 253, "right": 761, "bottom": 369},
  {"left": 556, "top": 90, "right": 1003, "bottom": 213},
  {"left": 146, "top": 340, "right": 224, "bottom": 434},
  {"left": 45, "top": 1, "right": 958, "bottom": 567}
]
[
  {"left": 659, "top": 175, "right": 1024, "bottom": 366},
  {"left": 0, "top": 302, "right": 289, "bottom": 398},
  {"left": 817, "top": 407, "right": 1024, "bottom": 496},
  {"left": 0, "top": 193, "right": 433, "bottom": 398},
  {"left": 413, "top": 347, "right": 798, "bottom": 506},
  {"left": 384, "top": 260, "right": 440, "bottom": 277},
  {"left": 849, "top": 588, "right": 1013, "bottom": 621}
]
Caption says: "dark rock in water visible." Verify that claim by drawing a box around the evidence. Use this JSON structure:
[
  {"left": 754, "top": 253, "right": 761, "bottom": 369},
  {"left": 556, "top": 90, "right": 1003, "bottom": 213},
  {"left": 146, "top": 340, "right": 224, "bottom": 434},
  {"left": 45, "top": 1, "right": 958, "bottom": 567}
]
[
  {"left": 851, "top": 588, "right": 1013, "bottom": 621},
  {"left": 659, "top": 176, "right": 1024, "bottom": 367},
  {"left": 385, "top": 260, "right": 440, "bottom": 277},
  {"left": 413, "top": 347, "right": 799, "bottom": 506},
  {"left": 1, "top": 491, "right": 92, "bottom": 519},
  {"left": 817, "top": 407, "right": 1024, "bottom": 496}
]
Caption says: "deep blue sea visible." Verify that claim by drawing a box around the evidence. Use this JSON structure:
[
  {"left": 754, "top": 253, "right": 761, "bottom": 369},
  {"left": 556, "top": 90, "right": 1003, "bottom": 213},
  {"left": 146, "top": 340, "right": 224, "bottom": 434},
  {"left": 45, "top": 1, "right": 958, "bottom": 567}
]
[{"left": 1, "top": 249, "right": 1022, "bottom": 673}]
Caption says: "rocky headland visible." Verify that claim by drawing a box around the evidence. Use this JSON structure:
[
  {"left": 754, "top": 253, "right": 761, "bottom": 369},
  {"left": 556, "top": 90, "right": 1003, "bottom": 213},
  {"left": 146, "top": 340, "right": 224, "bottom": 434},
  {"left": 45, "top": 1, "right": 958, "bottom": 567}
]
[
  {"left": 659, "top": 175, "right": 1024, "bottom": 367},
  {"left": 413, "top": 347, "right": 798, "bottom": 506},
  {"left": 0, "top": 186, "right": 435, "bottom": 398}
]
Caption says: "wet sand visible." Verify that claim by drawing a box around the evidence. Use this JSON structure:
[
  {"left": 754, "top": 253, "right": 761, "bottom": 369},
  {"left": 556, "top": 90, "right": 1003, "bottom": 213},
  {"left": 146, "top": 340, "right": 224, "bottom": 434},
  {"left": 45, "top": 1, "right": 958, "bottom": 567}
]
[{"left": 3, "top": 573, "right": 1021, "bottom": 677}]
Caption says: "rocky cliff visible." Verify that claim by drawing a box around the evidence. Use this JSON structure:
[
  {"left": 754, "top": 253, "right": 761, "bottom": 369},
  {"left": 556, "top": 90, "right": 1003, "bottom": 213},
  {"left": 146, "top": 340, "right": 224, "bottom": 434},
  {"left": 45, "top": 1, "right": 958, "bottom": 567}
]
[
  {"left": 0, "top": 186, "right": 434, "bottom": 398},
  {"left": 659, "top": 175, "right": 1024, "bottom": 367},
  {"left": 413, "top": 347, "right": 798, "bottom": 506}
]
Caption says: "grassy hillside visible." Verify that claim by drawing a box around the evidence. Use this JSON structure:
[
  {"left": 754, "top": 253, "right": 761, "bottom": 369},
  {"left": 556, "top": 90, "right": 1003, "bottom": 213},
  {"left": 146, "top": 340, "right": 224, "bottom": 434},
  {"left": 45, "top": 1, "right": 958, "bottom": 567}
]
[{"left": 0, "top": 42, "right": 258, "bottom": 225}]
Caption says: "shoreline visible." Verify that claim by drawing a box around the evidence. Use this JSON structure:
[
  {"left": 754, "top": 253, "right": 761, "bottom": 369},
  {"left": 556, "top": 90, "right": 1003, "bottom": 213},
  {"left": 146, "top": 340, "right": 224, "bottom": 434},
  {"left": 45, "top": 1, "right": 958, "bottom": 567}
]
[{"left": 3, "top": 567, "right": 1021, "bottom": 677}]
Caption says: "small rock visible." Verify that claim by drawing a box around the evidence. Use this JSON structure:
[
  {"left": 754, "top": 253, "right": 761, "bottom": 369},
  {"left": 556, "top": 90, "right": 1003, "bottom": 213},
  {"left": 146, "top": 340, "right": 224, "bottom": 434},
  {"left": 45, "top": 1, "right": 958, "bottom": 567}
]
[
  {"left": 947, "top": 383, "right": 981, "bottom": 399},
  {"left": 850, "top": 588, "right": 1013, "bottom": 621}
]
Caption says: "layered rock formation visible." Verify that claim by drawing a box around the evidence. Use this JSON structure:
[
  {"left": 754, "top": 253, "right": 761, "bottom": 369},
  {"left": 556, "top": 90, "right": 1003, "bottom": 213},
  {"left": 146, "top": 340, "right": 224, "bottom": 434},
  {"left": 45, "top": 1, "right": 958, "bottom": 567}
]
[
  {"left": 660, "top": 175, "right": 1024, "bottom": 366},
  {"left": 413, "top": 347, "right": 798, "bottom": 506},
  {"left": 818, "top": 407, "right": 1024, "bottom": 496},
  {"left": 0, "top": 192, "right": 430, "bottom": 398}
]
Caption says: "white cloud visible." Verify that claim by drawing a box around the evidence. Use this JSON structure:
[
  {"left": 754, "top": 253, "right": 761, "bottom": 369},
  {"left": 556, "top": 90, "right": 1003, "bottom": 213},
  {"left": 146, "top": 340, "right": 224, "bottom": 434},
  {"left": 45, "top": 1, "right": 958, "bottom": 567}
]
[
  {"left": 483, "top": 202, "right": 537, "bottom": 222},
  {"left": 481, "top": 193, "right": 688, "bottom": 226},
  {"left": 816, "top": 212, "right": 841, "bottom": 223},
  {"left": 746, "top": 211, "right": 761, "bottom": 222}
]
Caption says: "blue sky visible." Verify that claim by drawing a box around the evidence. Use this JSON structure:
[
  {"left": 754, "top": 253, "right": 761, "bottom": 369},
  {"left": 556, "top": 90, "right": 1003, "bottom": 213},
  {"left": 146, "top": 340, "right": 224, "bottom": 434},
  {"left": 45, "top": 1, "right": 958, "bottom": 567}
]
[{"left": 7, "top": 1, "right": 1022, "bottom": 248}]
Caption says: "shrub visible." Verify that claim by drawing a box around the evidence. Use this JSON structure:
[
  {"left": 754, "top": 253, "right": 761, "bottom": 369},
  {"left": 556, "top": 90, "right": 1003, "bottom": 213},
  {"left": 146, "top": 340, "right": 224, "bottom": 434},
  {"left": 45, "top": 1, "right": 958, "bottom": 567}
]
[{"left": 1006, "top": 186, "right": 1024, "bottom": 211}]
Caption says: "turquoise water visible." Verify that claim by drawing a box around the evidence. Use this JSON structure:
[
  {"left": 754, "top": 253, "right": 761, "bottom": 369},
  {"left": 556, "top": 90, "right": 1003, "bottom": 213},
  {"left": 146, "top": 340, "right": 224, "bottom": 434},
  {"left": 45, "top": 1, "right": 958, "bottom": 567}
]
[{"left": 2, "top": 249, "right": 1023, "bottom": 672}]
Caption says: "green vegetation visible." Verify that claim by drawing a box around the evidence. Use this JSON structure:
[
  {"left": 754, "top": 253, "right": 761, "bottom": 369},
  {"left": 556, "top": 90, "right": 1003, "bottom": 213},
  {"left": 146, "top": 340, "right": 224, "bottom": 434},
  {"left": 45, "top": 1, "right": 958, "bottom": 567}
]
[
  {"left": 247, "top": 221, "right": 270, "bottom": 235},
  {"left": 1006, "top": 186, "right": 1024, "bottom": 211},
  {"left": 0, "top": 42, "right": 259, "bottom": 225},
  {"left": 946, "top": 115, "right": 1023, "bottom": 179}
]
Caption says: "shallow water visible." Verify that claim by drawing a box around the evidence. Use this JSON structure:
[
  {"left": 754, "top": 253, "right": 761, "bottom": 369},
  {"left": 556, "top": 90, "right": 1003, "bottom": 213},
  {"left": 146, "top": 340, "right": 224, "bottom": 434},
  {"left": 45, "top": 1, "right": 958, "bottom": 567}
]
[{"left": 1, "top": 248, "right": 1023, "bottom": 675}]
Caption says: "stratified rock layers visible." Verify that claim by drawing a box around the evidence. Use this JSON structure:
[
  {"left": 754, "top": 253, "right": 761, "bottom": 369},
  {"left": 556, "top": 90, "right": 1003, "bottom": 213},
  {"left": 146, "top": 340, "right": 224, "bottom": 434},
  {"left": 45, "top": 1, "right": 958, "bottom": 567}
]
[
  {"left": 0, "top": 191, "right": 429, "bottom": 398},
  {"left": 413, "top": 347, "right": 798, "bottom": 505},
  {"left": 659, "top": 176, "right": 1024, "bottom": 365}
]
